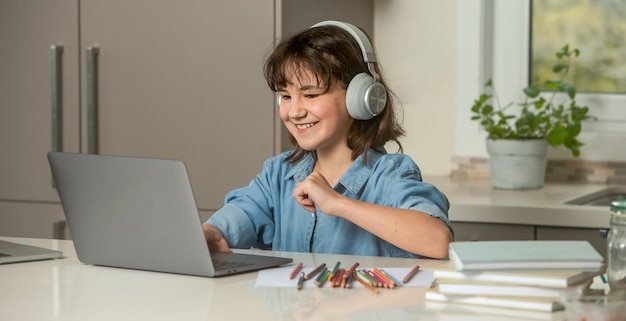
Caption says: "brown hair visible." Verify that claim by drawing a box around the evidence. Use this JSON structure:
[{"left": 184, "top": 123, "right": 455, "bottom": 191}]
[{"left": 263, "top": 24, "right": 404, "bottom": 164}]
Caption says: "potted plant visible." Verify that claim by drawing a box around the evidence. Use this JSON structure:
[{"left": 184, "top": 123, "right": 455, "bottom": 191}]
[{"left": 470, "top": 45, "right": 595, "bottom": 189}]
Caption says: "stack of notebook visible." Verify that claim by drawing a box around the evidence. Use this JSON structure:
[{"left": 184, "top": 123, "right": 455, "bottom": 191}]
[{"left": 426, "top": 240, "right": 606, "bottom": 312}]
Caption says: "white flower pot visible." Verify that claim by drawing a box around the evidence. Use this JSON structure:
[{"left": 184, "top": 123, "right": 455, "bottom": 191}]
[{"left": 486, "top": 138, "right": 548, "bottom": 190}]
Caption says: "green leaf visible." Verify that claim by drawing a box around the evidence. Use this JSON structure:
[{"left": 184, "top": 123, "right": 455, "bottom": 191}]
[
  {"left": 552, "top": 63, "right": 568, "bottom": 73},
  {"left": 545, "top": 80, "right": 560, "bottom": 90},
  {"left": 565, "top": 85, "right": 576, "bottom": 99},
  {"left": 567, "top": 123, "right": 582, "bottom": 137},
  {"left": 533, "top": 97, "right": 546, "bottom": 109},
  {"left": 523, "top": 86, "right": 540, "bottom": 98},
  {"left": 546, "top": 124, "right": 568, "bottom": 145}
]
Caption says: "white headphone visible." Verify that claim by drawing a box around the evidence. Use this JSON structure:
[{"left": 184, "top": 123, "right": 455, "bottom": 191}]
[{"left": 311, "top": 20, "right": 388, "bottom": 120}]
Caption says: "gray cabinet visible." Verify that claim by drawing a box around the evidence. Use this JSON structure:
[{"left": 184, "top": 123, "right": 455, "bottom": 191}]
[
  {"left": 536, "top": 226, "right": 607, "bottom": 259},
  {"left": 0, "top": 0, "right": 374, "bottom": 238},
  {"left": 452, "top": 222, "right": 535, "bottom": 242},
  {"left": 0, "top": 0, "right": 276, "bottom": 238},
  {"left": 453, "top": 221, "right": 608, "bottom": 259}
]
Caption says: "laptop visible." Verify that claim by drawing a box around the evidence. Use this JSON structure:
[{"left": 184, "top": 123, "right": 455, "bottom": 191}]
[
  {"left": 47, "top": 152, "right": 292, "bottom": 277},
  {"left": 0, "top": 240, "right": 63, "bottom": 264}
]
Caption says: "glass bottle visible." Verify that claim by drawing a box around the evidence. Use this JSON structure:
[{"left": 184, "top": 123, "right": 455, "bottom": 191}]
[{"left": 608, "top": 200, "right": 626, "bottom": 292}]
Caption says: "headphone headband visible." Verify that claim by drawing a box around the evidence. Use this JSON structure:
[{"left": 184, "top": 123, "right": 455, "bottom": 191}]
[
  {"left": 309, "top": 20, "right": 387, "bottom": 120},
  {"left": 310, "top": 20, "right": 377, "bottom": 63}
]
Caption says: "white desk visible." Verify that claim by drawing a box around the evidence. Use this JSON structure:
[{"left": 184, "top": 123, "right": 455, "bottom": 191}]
[{"left": 0, "top": 237, "right": 567, "bottom": 321}]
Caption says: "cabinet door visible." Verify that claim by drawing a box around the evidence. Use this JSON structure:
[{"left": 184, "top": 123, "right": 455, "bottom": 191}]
[
  {"left": 452, "top": 222, "right": 535, "bottom": 242},
  {"left": 0, "top": 202, "right": 68, "bottom": 239},
  {"left": 536, "top": 226, "right": 608, "bottom": 259},
  {"left": 79, "top": 0, "right": 276, "bottom": 210},
  {"left": 0, "top": 0, "right": 80, "bottom": 202}
]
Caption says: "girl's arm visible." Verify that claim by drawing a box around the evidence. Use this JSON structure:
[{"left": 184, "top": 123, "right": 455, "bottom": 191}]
[{"left": 293, "top": 172, "right": 452, "bottom": 259}]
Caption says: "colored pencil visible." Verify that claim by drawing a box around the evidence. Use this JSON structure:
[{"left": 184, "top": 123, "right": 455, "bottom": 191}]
[
  {"left": 354, "top": 272, "right": 379, "bottom": 293},
  {"left": 296, "top": 272, "right": 305, "bottom": 290},
  {"left": 344, "top": 262, "right": 360, "bottom": 279},
  {"left": 344, "top": 273, "right": 355, "bottom": 288},
  {"left": 288, "top": 262, "right": 303, "bottom": 280},
  {"left": 372, "top": 268, "right": 395, "bottom": 288},
  {"left": 373, "top": 268, "right": 396, "bottom": 288},
  {"left": 316, "top": 269, "right": 331, "bottom": 287},
  {"left": 357, "top": 269, "right": 377, "bottom": 287},
  {"left": 332, "top": 269, "right": 345, "bottom": 287},
  {"left": 314, "top": 267, "right": 328, "bottom": 285},
  {"left": 330, "top": 261, "right": 341, "bottom": 278},
  {"left": 402, "top": 265, "right": 421, "bottom": 284},
  {"left": 365, "top": 269, "right": 386, "bottom": 288},
  {"left": 304, "top": 263, "right": 326, "bottom": 280},
  {"left": 378, "top": 268, "right": 401, "bottom": 286}
]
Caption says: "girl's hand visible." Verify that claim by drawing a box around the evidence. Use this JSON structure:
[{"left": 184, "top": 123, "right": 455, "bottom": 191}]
[
  {"left": 202, "top": 224, "right": 232, "bottom": 253},
  {"left": 292, "top": 172, "right": 341, "bottom": 214}
]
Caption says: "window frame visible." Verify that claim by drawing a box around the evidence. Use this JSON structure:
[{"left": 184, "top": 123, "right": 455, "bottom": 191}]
[{"left": 456, "top": 0, "right": 626, "bottom": 161}]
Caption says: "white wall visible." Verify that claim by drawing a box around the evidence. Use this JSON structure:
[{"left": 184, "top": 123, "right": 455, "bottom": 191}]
[{"left": 374, "top": 1, "right": 458, "bottom": 176}]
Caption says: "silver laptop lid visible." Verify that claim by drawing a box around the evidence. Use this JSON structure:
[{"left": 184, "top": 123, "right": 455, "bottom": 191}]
[
  {"left": 0, "top": 240, "right": 63, "bottom": 264},
  {"left": 48, "top": 152, "right": 216, "bottom": 276}
]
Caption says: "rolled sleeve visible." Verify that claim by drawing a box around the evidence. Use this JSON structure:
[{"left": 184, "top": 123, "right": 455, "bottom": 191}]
[
  {"left": 206, "top": 204, "right": 258, "bottom": 248},
  {"left": 374, "top": 155, "right": 454, "bottom": 235}
]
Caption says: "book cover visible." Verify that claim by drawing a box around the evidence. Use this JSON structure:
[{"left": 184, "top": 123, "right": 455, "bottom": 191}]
[
  {"left": 433, "top": 263, "right": 604, "bottom": 288},
  {"left": 425, "top": 290, "right": 564, "bottom": 312},
  {"left": 434, "top": 277, "right": 599, "bottom": 298},
  {"left": 448, "top": 240, "right": 603, "bottom": 271},
  {"left": 425, "top": 301, "right": 560, "bottom": 321}
]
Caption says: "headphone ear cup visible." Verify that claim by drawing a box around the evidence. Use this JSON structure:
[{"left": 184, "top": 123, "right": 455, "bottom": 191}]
[{"left": 345, "top": 73, "right": 388, "bottom": 120}]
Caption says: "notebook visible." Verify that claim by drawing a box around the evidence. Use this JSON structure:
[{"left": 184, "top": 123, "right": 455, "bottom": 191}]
[
  {"left": 47, "top": 152, "right": 292, "bottom": 277},
  {"left": 448, "top": 240, "right": 604, "bottom": 271},
  {"left": 0, "top": 239, "right": 63, "bottom": 264}
]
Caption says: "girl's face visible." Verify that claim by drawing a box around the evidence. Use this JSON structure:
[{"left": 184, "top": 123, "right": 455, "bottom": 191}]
[{"left": 277, "top": 68, "right": 352, "bottom": 153}]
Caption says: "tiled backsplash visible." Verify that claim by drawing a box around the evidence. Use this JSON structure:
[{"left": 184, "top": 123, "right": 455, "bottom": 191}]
[{"left": 451, "top": 156, "right": 626, "bottom": 185}]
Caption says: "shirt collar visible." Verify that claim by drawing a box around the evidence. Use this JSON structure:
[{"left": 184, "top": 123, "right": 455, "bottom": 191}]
[{"left": 286, "top": 148, "right": 387, "bottom": 194}]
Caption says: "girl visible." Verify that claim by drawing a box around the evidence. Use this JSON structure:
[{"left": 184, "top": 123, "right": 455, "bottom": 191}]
[{"left": 203, "top": 21, "right": 453, "bottom": 259}]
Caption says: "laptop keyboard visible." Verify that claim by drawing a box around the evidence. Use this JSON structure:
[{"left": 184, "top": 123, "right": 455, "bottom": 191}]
[{"left": 212, "top": 259, "right": 254, "bottom": 270}]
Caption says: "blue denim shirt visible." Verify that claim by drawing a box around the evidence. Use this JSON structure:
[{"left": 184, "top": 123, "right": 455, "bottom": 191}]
[{"left": 206, "top": 149, "right": 453, "bottom": 258}]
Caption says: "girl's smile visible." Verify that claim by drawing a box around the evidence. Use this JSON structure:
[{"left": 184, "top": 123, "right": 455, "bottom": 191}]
[{"left": 277, "top": 68, "right": 352, "bottom": 153}]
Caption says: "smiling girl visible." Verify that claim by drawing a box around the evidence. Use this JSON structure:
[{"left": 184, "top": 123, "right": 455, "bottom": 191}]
[{"left": 203, "top": 21, "right": 453, "bottom": 259}]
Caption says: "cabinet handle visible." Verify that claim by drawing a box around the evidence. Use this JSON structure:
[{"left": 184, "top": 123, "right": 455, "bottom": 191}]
[
  {"left": 50, "top": 45, "right": 64, "bottom": 153},
  {"left": 86, "top": 46, "right": 99, "bottom": 154},
  {"left": 599, "top": 228, "right": 609, "bottom": 238}
]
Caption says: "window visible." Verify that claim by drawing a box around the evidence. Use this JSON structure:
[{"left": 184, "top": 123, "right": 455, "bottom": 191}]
[
  {"left": 531, "top": 0, "right": 626, "bottom": 94},
  {"left": 456, "top": 0, "right": 626, "bottom": 161}
]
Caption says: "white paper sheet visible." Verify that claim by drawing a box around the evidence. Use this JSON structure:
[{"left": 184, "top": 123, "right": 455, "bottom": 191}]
[{"left": 255, "top": 266, "right": 434, "bottom": 288}]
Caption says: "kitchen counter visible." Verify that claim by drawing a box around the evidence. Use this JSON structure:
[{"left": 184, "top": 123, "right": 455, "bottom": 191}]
[{"left": 424, "top": 176, "right": 612, "bottom": 229}]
